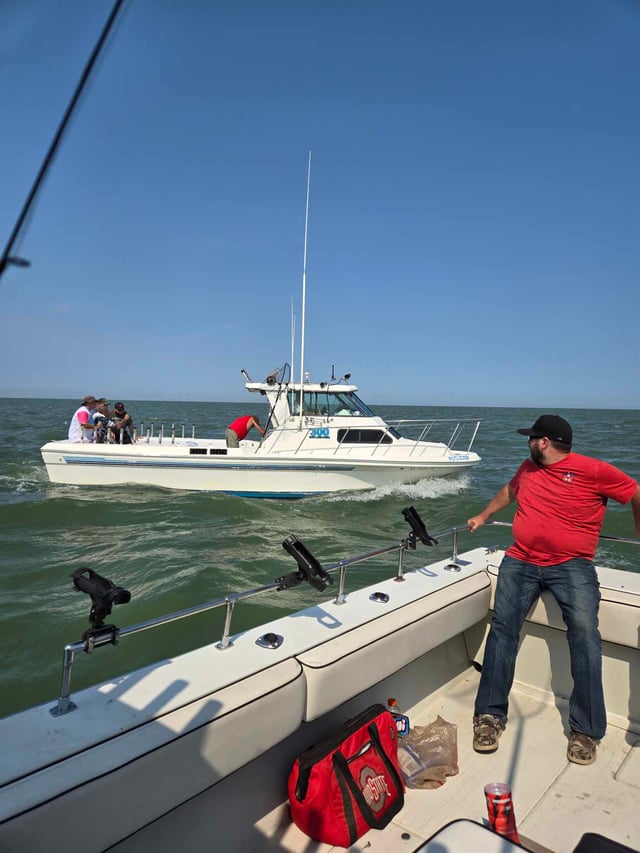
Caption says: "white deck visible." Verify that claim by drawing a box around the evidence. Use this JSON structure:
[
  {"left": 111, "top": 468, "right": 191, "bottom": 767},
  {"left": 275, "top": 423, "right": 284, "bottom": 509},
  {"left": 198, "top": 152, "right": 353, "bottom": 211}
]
[{"left": 107, "top": 659, "right": 640, "bottom": 853}]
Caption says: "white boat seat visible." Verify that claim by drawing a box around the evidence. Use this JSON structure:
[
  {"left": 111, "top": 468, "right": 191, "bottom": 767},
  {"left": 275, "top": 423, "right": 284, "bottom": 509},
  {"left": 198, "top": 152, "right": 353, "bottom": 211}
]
[
  {"left": 0, "top": 658, "right": 305, "bottom": 853},
  {"left": 413, "top": 818, "right": 523, "bottom": 851},
  {"left": 297, "top": 572, "right": 490, "bottom": 721},
  {"left": 487, "top": 561, "right": 640, "bottom": 651}
]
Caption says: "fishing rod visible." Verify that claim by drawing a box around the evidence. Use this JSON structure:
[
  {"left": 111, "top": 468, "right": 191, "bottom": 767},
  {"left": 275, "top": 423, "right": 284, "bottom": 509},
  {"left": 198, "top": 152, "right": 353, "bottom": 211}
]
[{"left": 0, "top": 0, "right": 127, "bottom": 282}]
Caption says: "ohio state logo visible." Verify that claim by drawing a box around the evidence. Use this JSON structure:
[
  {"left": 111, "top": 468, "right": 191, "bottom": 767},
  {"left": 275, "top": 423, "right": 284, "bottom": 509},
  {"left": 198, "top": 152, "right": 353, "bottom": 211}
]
[{"left": 359, "top": 766, "right": 391, "bottom": 812}]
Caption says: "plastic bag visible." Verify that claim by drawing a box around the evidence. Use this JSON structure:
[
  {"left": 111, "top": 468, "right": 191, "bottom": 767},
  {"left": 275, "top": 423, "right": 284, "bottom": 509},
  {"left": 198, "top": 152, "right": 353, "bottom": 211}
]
[{"left": 397, "top": 715, "right": 459, "bottom": 789}]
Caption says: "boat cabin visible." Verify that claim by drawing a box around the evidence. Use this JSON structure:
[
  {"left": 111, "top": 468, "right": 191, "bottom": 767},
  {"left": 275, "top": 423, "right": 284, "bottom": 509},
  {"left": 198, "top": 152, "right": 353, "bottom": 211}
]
[{"left": 245, "top": 377, "right": 382, "bottom": 428}]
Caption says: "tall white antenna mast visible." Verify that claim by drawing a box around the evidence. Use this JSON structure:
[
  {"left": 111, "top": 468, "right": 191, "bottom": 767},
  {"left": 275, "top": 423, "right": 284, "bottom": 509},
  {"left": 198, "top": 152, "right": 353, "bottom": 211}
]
[
  {"left": 290, "top": 297, "right": 295, "bottom": 381},
  {"left": 298, "top": 150, "right": 311, "bottom": 429}
]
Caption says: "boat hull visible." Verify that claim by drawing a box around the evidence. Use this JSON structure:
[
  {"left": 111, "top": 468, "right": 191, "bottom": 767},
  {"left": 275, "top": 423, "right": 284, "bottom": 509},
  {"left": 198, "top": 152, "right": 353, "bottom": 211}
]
[
  {"left": 40, "top": 440, "right": 480, "bottom": 496},
  {"left": 2, "top": 542, "right": 639, "bottom": 853}
]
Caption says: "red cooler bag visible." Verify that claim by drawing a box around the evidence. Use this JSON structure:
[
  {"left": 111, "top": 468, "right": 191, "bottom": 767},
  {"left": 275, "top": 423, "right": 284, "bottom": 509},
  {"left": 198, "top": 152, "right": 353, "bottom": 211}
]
[{"left": 288, "top": 703, "right": 405, "bottom": 846}]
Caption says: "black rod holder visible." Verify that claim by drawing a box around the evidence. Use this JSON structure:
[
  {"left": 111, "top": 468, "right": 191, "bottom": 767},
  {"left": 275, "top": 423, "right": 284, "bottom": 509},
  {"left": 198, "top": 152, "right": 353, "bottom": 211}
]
[
  {"left": 402, "top": 505, "right": 438, "bottom": 549},
  {"left": 279, "top": 535, "right": 333, "bottom": 592}
]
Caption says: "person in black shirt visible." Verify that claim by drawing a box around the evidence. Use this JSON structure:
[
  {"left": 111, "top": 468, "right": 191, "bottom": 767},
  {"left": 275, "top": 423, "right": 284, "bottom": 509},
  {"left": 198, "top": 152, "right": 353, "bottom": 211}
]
[{"left": 110, "top": 402, "right": 136, "bottom": 444}]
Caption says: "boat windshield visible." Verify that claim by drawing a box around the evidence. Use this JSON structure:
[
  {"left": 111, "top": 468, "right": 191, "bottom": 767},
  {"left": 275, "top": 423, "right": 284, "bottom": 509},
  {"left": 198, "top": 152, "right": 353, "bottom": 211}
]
[{"left": 287, "top": 390, "right": 375, "bottom": 417}]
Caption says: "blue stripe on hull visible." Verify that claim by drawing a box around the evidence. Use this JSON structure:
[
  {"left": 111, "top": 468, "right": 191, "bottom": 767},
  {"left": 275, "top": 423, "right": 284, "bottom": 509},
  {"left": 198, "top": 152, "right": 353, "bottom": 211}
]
[
  {"left": 222, "top": 491, "right": 321, "bottom": 499},
  {"left": 62, "top": 456, "right": 353, "bottom": 473}
]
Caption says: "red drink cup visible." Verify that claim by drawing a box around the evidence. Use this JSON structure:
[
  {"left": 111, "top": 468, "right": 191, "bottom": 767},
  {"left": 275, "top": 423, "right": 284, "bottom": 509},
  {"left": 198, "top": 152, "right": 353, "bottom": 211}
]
[{"left": 484, "top": 782, "right": 520, "bottom": 843}]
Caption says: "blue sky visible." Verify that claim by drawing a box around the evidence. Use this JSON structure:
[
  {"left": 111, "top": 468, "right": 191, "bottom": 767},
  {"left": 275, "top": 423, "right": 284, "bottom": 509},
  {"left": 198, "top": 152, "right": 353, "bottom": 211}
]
[{"left": 1, "top": 1, "right": 638, "bottom": 407}]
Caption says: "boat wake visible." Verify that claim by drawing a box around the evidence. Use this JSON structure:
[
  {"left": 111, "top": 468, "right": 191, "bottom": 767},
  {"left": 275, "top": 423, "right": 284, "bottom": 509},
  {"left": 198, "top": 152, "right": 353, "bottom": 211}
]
[{"left": 325, "top": 473, "right": 473, "bottom": 503}]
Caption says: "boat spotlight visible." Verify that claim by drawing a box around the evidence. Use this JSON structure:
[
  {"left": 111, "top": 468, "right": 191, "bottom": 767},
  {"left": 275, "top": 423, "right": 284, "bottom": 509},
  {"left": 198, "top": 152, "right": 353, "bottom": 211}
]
[
  {"left": 71, "top": 567, "right": 131, "bottom": 642},
  {"left": 402, "top": 506, "right": 438, "bottom": 548},
  {"left": 279, "top": 535, "right": 333, "bottom": 592}
]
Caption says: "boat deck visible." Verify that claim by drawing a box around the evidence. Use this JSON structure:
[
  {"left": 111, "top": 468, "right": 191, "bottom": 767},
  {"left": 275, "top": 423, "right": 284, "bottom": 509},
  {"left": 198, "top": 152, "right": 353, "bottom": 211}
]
[{"left": 110, "top": 663, "right": 640, "bottom": 853}]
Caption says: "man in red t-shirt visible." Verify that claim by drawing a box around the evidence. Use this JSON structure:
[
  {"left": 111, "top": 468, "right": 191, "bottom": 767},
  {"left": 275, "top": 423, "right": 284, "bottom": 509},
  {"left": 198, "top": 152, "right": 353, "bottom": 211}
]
[
  {"left": 467, "top": 414, "right": 640, "bottom": 765},
  {"left": 225, "top": 414, "right": 265, "bottom": 447}
]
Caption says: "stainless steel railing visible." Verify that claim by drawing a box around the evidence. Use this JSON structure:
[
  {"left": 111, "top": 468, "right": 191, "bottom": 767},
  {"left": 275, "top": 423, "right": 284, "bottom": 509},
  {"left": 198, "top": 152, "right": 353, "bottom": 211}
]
[
  {"left": 49, "top": 517, "right": 639, "bottom": 717},
  {"left": 260, "top": 416, "right": 481, "bottom": 456},
  {"left": 386, "top": 418, "right": 481, "bottom": 453}
]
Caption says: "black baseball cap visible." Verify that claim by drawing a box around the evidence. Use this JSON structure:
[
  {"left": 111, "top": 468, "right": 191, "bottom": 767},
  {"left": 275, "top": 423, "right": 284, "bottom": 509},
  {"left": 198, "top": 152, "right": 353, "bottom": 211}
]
[{"left": 517, "top": 414, "right": 572, "bottom": 444}]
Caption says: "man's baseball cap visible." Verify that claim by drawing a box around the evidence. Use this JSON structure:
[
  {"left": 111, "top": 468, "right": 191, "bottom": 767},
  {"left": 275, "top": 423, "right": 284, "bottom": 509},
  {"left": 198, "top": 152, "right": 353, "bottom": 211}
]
[
  {"left": 517, "top": 414, "right": 572, "bottom": 444},
  {"left": 83, "top": 395, "right": 97, "bottom": 405}
]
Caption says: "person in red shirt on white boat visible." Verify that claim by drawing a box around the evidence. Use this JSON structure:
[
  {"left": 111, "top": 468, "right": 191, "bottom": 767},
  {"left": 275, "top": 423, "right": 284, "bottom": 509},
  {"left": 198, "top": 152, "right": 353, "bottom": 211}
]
[
  {"left": 467, "top": 414, "right": 640, "bottom": 766},
  {"left": 225, "top": 414, "right": 265, "bottom": 448}
]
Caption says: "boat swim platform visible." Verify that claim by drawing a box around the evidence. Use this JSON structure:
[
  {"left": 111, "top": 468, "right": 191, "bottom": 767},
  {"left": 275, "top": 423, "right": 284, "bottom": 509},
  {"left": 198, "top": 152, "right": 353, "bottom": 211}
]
[{"left": 108, "top": 659, "right": 640, "bottom": 853}]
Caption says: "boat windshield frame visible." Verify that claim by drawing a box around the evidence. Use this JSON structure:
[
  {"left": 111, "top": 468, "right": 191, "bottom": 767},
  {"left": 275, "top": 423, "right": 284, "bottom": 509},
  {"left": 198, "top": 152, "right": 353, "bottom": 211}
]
[{"left": 287, "top": 389, "right": 376, "bottom": 418}]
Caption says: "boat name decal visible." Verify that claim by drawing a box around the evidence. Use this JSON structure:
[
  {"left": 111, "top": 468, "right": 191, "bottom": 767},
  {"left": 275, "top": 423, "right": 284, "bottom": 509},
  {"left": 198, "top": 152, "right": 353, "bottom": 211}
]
[{"left": 309, "top": 427, "right": 330, "bottom": 438}]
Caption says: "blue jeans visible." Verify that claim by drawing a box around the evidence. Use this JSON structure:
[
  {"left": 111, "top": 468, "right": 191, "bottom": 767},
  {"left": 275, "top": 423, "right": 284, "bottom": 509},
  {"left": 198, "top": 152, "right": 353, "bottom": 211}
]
[{"left": 474, "top": 555, "right": 605, "bottom": 739}]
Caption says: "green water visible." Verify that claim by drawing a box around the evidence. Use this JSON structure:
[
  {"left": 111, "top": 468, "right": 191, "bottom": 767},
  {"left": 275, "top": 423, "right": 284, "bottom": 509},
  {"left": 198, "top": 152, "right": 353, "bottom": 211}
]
[{"left": 1, "top": 398, "right": 638, "bottom": 717}]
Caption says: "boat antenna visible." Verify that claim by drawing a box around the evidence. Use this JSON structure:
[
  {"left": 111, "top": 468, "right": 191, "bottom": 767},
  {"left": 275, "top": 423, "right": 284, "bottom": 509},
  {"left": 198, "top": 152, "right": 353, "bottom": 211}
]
[
  {"left": 290, "top": 297, "right": 296, "bottom": 383},
  {"left": 298, "top": 150, "right": 311, "bottom": 429},
  {"left": 0, "top": 0, "right": 127, "bottom": 283}
]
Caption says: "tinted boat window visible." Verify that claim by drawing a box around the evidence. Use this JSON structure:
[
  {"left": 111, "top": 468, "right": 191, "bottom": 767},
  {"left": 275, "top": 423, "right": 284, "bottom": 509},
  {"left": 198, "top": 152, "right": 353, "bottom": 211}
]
[
  {"left": 337, "top": 429, "right": 393, "bottom": 444},
  {"left": 287, "top": 390, "right": 376, "bottom": 417}
]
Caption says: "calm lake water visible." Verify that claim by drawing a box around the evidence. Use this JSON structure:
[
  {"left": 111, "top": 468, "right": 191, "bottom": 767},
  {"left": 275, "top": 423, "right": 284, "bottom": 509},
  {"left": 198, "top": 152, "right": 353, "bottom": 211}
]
[{"left": 1, "top": 398, "right": 638, "bottom": 717}]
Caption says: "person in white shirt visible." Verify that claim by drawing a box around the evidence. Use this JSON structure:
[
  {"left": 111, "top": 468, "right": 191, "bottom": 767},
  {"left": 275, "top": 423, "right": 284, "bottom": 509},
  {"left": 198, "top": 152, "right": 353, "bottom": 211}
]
[{"left": 68, "top": 396, "right": 97, "bottom": 442}]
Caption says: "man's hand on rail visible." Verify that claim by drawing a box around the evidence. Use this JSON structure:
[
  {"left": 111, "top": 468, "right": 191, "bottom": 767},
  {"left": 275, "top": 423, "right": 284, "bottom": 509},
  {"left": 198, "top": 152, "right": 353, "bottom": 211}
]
[
  {"left": 467, "top": 484, "right": 515, "bottom": 533},
  {"left": 467, "top": 515, "right": 487, "bottom": 532}
]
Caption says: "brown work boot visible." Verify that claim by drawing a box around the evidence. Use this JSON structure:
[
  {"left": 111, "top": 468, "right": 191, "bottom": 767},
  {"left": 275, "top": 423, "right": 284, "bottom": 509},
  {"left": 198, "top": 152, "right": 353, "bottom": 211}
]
[
  {"left": 567, "top": 731, "right": 598, "bottom": 765},
  {"left": 473, "top": 714, "right": 505, "bottom": 754}
]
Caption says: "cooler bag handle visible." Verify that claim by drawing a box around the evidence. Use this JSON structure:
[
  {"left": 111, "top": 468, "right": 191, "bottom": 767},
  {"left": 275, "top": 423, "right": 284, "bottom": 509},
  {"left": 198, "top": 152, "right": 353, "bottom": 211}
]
[{"left": 332, "top": 721, "right": 404, "bottom": 831}]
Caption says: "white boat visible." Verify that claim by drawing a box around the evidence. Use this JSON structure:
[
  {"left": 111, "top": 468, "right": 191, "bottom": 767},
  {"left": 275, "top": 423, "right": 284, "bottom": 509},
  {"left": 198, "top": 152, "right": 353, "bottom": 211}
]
[
  {"left": 2, "top": 511, "right": 639, "bottom": 852},
  {"left": 40, "top": 366, "right": 481, "bottom": 497}
]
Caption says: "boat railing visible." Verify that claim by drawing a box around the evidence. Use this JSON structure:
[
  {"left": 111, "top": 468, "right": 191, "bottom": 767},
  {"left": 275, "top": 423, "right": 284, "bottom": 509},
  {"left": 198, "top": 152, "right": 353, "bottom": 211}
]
[
  {"left": 259, "top": 416, "right": 481, "bottom": 456},
  {"left": 386, "top": 418, "right": 481, "bottom": 453},
  {"left": 49, "top": 513, "right": 640, "bottom": 717},
  {"left": 67, "top": 422, "right": 199, "bottom": 445},
  {"left": 137, "top": 423, "right": 197, "bottom": 444}
]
